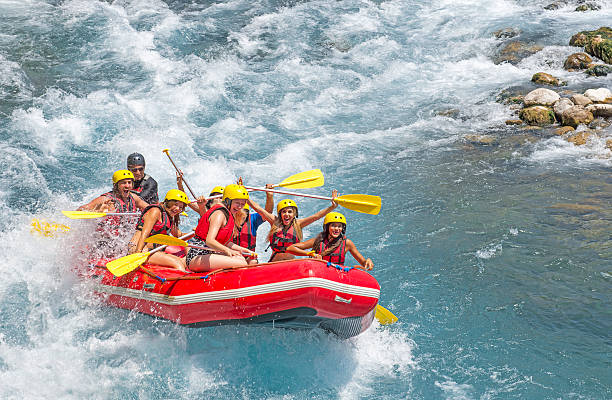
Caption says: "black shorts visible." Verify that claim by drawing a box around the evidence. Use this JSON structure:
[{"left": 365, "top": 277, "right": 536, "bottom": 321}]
[{"left": 185, "top": 236, "right": 215, "bottom": 265}]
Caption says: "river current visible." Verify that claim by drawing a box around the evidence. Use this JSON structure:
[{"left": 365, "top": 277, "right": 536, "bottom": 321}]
[{"left": 0, "top": 0, "right": 611, "bottom": 398}]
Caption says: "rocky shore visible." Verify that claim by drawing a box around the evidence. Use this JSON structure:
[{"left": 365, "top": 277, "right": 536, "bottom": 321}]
[{"left": 473, "top": 27, "right": 612, "bottom": 152}]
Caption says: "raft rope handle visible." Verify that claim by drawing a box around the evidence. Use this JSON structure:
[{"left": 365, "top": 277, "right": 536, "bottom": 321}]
[{"left": 327, "top": 261, "right": 354, "bottom": 273}]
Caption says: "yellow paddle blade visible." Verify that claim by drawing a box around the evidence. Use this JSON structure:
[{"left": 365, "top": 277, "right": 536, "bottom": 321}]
[
  {"left": 30, "top": 219, "right": 71, "bottom": 237},
  {"left": 145, "top": 234, "right": 189, "bottom": 247},
  {"left": 106, "top": 252, "right": 149, "bottom": 277},
  {"left": 62, "top": 210, "right": 108, "bottom": 219},
  {"left": 275, "top": 169, "right": 324, "bottom": 189},
  {"left": 335, "top": 194, "right": 382, "bottom": 215},
  {"left": 375, "top": 305, "right": 398, "bottom": 325}
]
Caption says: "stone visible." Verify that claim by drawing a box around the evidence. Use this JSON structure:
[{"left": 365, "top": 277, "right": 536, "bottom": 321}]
[
  {"left": 584, "top": 88, "right": 612, "bottom": 103},
  {"left": 524, "top": 88, "right": 560, "bottom": 106},
  {"left": 553, "top": 98, "right": 574, "bottom": 120},
  {"left": 563, "top": 52, "right": 592, "bottom": 70},
  {"left": 571, "top": 93, "right": 592, "bottom": 106},
  {"left": 606, "top": 139, "right": 612, "bottom": 151},
  {"left": 464, "top": 134, "right": 497, "bottom": 145},
  {"left": 519, "top": 106, "right": 556, "bottom": 125},
  {"left": 531, "top": 72, "right": 563, "bottom": 86},
  {"left": 586, "top": 104, "right": 612, "bottom": 118},
  {"left": 569, "top": 27, "right": 612, "bottom": 64},
  {"left": 589, "top": 118, "right": 612, "bottom": 129},
  {"left": 585, "top": 64, "right": 612, "bottom": 76},
  {"left": 561, "top": 105, "right": 594, "bottom": 127},
  {"left": 505, "top": 119, "right": 523, "bottom": 125},
  {"left": 566, "top": 131, "right": 596, "bottom": 145},
  {"left": 575, "top": 3, "right": 601, "bottom": 11},
  {"left": 493, "top": 28, "right": 520, "bottom": 39},
  {"left": 494, "top": 41, "right": 543, "bottom": 65},
  {"left": 554, "top": 126, "right": 575, "bottom": 135}
]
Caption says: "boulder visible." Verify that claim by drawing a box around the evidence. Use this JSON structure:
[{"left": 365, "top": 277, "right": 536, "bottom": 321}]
[
  {"left": 553, "top": 98, "right": 574, "bottom": 119},
  {"left": 544, "top": 1, "right": 567, "bottom": 10},
  {"left": 569, "top": 27, "right": 612, "bottom": 64},
  {"left": 554, "top": 126, "right": 575, "bottom": 135},
  {"left": 585, "top": 64, "right": 612, "bottom": 76},
  {"left": 566, "top": 131, "right": 596, "bottom": 146},
  {"left": 494, "top": 41, "right": 543, "bottom": 65},
  {"left": 563, "top": 52, "right": 592, "bottom": 70},
  {"left": 524, "top": 88, "right": 560, "bottom": 106},
  {"left": 571, "top": 93, "right": 592, "bottom": 106},
  {"left": 519, "top": 106, "right": 556, "bottom": 125},
  {"left": 464, "top": 134, "right": 497, "bottom": 145},
  {"left": 584, "top": 88, "right": 612, "bottom": 103},
  {"left": 493, "top": 28, "right": 520, "bottom": 39},
  {"left": 531, "top": 72, "right": 563, "bottom": 86},
  {"left": 586, "top": 104, "right": 612, "bottom": 118},
  {"left": 589, "top": 118, "right": 612, "bottom": 129},
  {"left": 575, "top": 3, "right": 601, "bottom": 11},
  {"left": 606, "top": 139, "right": 612, "bottom": 151},
  {"left": 505, "top": 119, "right": 523, "bottom": 125},
  {"left": 561, "top": 105, "right": 594, "bottom": 127}
]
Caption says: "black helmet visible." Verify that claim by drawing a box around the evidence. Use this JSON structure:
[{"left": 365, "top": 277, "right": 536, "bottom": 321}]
[{"left": 127, "top": 152, "right": 145, "bottom": 167}]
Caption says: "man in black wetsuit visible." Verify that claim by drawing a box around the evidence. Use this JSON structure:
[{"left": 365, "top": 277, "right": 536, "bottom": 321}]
[{"left": 127, "top": 152, "right": 159, "bottom": 204}]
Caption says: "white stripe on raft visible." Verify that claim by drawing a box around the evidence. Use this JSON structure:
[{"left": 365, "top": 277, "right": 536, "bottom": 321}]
[{"left": 94, "top": 277, "right": 380, "bottom": 305}]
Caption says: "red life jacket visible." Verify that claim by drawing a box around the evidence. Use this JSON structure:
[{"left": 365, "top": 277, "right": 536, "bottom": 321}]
[
  {"left": 135, "top": 204, "right": 172, "bottom": 237},
  {"left": 270, "top": 224, "right": 298, "bottom": 254},
  {"left": 317, "top": 237, "right": 347, "bottom": 265},
  {"left": 233, "top": 210, "right": 256, "bottom": 251},
  {"left": 96, "top": 191, "right": 138, "bottom": 235},
  {"left": 195, "top": 204, "right": 234, "bottom": 245}
]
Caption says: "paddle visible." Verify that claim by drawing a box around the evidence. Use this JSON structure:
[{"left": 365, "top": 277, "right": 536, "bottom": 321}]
[
  {"left": 243, "top": 187, "right": 382, "bottom": 215},
  {"left": 31, "top": 218, "right": 71, "bottom": 237},
  {"left": 106, "top": 232, "right": 194, "bottom": 277},
  {"left": 271, "top": 169, "right": 324, "bottom": 189},
  {"left": 61, "top": 210, "right": 140, "bottom": 219},
  {"left": 375, "top": 305, "right": 398, "bottom": 325},
  {"left": 162, "top": 149, "right": 198, "bottom": 199}
]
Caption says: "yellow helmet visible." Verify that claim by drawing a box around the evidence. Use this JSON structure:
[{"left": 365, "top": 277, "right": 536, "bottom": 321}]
[
  {"left": 222, "top": 184, "right": 249, "bottom": 201},
  {"left": 323, "top": 212, "right": 346, "bottom": 226},
  {"left": 277, "top": 199, "right": 298, "bottom": 214},
  {"left": 164, "top": 189, "right": 190, "bottom": 204},
  {"left": 209, "top": 186, "right": 224, "bottom": 196},
  {"left": 112, "top": 169, "right": 134, "bottom": 184}
]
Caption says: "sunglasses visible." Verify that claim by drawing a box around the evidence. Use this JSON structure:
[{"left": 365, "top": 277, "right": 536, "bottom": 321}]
[{"left": 129, "top": 167, "right": 144, "bottom": 172}]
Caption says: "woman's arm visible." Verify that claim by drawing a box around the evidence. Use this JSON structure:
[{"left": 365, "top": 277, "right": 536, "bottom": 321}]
[
  {"left": 346, "top": 239, "right": 373, "bottom": 270},
  {"left": 135, "top": 208, "right": 161, "bottom": 252},
  {"left": 264, "top": 184, "right": 274, "bottom": 213},
  {"left": 286, "top": 238, "right": 321, "bottom": 258},
  {"left": 205, "top": 211, "right": 241, "bottom": 257},
  {"left": 298, "top": 190, "right": 338, "bottom": 228},
  {"left": 247, "top": 198, "right": 275, "bottom": 225}
]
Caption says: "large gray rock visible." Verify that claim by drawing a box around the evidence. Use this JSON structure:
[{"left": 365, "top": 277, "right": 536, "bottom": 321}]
[
  {"left": 586, "top": 104, "right": 612, "bottom": 118},
  {"left": 553, "top": 98, "right": 574, "bottom": 119},
  {"left": 561, "top": 105, "right": 594, "bottom": 127},
  {"left": 584, "top": 88, "right": 612, "bottom": 103},
  {"left": 524, "top": 88, "right": 561, "bottom": 106},
  {"left": 571, "top": 93, "right": 593, "bottom": 106}
]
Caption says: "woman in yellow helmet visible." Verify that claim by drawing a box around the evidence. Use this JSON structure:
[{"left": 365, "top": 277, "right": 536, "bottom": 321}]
[
  {"left": 127, "top": 189, "right": 191, "bottom": 272},
  {"left": 286, "top": 212, "right": 373, "bottom": 270},
  {"left": 247, "top": 190, "right": 338, "bottom": 262},
  {"left": 186, "top": 184, "right": 256, "bottom": 272},
  {"left": 78, "top": 169, "right": 149, "bottom": 213}
]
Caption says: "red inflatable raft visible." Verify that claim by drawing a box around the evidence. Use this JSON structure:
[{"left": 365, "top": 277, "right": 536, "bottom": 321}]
[{"left": 85, "top": 258, "right": 380, "bottom": 338}]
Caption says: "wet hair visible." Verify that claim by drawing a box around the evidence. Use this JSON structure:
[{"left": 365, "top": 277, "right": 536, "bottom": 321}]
[{"left": 312, "top": 224, "right": 344, "bottom": 257}]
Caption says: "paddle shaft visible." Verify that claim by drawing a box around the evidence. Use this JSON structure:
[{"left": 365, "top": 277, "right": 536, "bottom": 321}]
[
  {"left": 243, "top": 186, "right": 334, "bottom": 202},
  {"left": 163, "top": 149, "right": 198, "bottom": 199},
  {"left": 146, "top": 232, "right": 194, "bottom": 257}
]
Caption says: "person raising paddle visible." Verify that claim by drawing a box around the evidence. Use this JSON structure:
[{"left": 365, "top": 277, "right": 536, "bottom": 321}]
[
  {"left": 286, "top": 212, "right": 374, "bottom": 270},
  {"left": 127, "top": 189, "right": 190, "bottom": 272},
  {"left": 247, "top": 190, "right": 338, "bottom": 262},
  {"left": 186, "top": 184, "right": 255, "bottom": 272}
]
